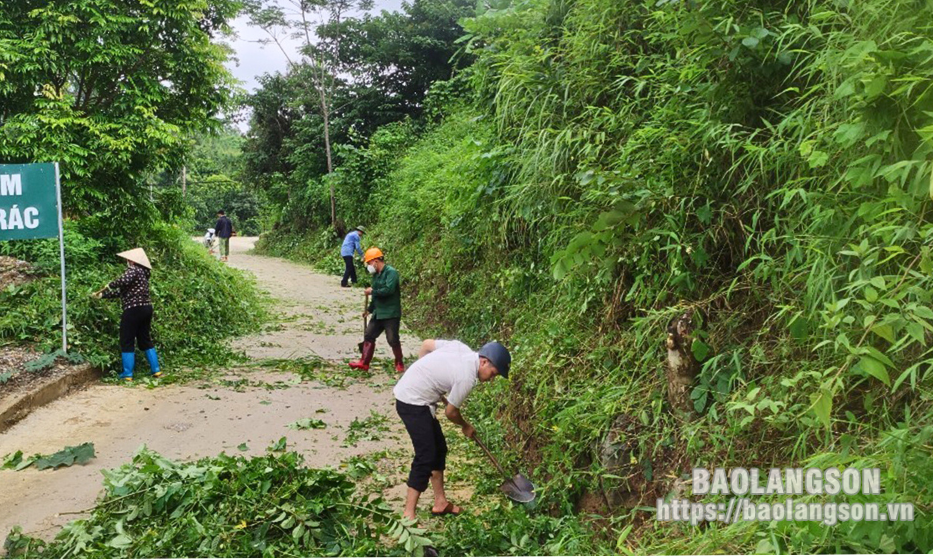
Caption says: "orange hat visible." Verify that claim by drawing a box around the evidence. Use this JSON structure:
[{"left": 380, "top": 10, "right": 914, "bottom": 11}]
[{"left": 363, "top": 247, "right": 384, "bottom": 263}]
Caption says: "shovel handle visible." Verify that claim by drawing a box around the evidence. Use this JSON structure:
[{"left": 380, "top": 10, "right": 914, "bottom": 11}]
[
  {"left": 363, "top": 293, "right": 369, "bottom": 331},
  {"left": 472, "top": 433, "right": 508, "bottom": 478}
]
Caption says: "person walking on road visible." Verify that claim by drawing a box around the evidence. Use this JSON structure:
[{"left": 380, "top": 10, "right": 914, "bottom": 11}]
[
  {"left": 214, "top": 210, "right": 234, "bottom": 262},
  {"left": 93, "top": 248, "right": 162, "bottom": 381},
  {"left": 348, "top": 247, "right": 406, "bottom": 372},
  {"left": 340, "top": 226, "right": 366, "bottom": 287},
  {"left": 393, "top": 339, "right": 511, "bottom": 519}
]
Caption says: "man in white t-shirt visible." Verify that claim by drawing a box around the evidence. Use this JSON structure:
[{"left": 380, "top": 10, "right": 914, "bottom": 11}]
[{"left": 393, "top": 338, "right": 511, "bottom": 520}]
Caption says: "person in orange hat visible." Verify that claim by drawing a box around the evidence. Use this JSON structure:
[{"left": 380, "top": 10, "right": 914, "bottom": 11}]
[
  {"left": 349, "top": 247, "right": 406, "bottom": 373},
  {"left": 93, "top": 248, "right": 162, "bottom": 381}
]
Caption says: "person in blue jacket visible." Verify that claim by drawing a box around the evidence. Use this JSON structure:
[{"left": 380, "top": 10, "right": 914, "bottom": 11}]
[{"left": 340, "top": 226, "right": 366, "bottom": 287}]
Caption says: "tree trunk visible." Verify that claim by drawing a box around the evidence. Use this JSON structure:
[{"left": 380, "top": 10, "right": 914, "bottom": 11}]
[
  {"left": 297, "top": 3, "right": 337, "bottom": 230},
  {"left": 665, "top": 311, "right": 699, "bottom": 415},
  {"left": 321, "top": 88, "right": 335, "bottom": 229}
]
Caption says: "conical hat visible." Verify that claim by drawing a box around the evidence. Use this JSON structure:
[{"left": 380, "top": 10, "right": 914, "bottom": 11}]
[{"left": 116, "top": 248, "right": 152, "bottom": 269}]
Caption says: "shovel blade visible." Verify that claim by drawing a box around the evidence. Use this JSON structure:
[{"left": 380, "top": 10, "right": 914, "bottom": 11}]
[
  {"left": 512, "top": 474, "right": 535, "bottom": 494},
  {"left": 500, "top": 476, "right": 536, "bottom": 503}
]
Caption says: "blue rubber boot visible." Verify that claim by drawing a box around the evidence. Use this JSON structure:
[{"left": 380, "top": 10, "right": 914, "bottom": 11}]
[
  {"left": 145, "top": 348, "right": 162, "bottom": 378},
  {"left": 120, "top": 352, "right": 135, "bottom": 380}
]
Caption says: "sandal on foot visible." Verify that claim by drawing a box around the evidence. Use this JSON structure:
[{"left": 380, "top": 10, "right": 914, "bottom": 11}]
[{"left": 431, "top": 503, "right": 463, "bottom": 517}]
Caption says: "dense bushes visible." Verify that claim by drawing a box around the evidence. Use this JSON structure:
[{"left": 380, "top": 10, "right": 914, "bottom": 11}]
[{"left": 0, "top": 222, "right": 266, "bottom": 373}]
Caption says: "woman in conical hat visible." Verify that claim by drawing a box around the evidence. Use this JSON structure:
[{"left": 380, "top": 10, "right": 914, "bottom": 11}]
[{"left": 92, "top": 248, "right": 161, "bottom": 380}]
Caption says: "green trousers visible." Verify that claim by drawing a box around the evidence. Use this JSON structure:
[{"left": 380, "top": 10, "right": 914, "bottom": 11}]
[{"left": 219, "top": 237, "right": 230, "bottom": 257}]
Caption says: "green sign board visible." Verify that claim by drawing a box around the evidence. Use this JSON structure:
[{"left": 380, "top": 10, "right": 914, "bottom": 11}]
[{"left": 0, "top": 163, "right": 60, "bottom": 240}]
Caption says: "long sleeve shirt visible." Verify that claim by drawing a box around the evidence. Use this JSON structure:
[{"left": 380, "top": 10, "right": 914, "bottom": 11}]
[
  {"left": 367, "top": 264, "right": 401, "bottom": 319},
  {"left": 341, "top": 231, "right": 363, "bottom": 258},
  {"left": 102, "top": 266, "right": 152, "bottom": 310},
  {"left": 215, "top": 216, "right": 233, "bottom": 238}
]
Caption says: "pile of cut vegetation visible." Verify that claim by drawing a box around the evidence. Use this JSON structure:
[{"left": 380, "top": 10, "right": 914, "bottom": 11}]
[{"left": 3, "top": 446, "right": 430, "bottom": 558}]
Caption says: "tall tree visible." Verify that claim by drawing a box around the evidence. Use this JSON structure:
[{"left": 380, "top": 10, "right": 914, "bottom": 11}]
[
  {"left": 241, "top": 0, "right": 474, "bottom": 230},
  {"left": 0, "top": 0, "right": 241, "bottom": 223},
  {"left": 245, "top": 0, "right": 373, "bottom": 229},
  {"left": 321, "top": 0, "right": 475, "bottom": 135}
]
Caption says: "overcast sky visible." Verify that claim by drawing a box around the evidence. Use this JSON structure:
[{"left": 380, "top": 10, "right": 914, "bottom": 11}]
[{"left": 224, "top": 0, "right": 406, "bottom": 96}]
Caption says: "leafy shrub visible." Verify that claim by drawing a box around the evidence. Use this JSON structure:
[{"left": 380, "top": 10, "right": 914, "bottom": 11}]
[
  {"left": 0, "top": 222, "right": 266, "bottom": 372},
  {"left": 434, "top": 501, "right": 613, "bottom": 556}
]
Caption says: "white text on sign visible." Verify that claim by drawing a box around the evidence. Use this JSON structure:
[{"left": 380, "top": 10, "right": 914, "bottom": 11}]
[{"left": 0, "top": 174, "right": 41, "bottom": 231}]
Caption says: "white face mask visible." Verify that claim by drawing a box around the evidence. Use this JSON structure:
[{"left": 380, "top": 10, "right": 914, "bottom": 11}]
[{"left": 366, "top": 264, "right": 376, "bottom": 274}]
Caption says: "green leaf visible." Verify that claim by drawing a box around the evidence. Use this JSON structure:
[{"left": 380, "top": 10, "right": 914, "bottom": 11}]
[
  {"left": 914, "top": 306, "right": 933, "bottom": 320},
  {"left": 552, "top": 259, "right": 567, "bottom": 280},
  {"left": 906, "top": 322, "right": 926, "bottom": 345},
  {"left": 268, "top": 437, "right": 287, "bottom": 452},
  {"left": 691, "top": 339, "right": 710, "bottom": 362},
  {"left": 870, "top": 324, "right": 896, "bottom": 344},
  {"left": 107, "top": 535, "right": 133, "bottom": 549},
  {"left": 742, "top": 36, "right": 759, "bottom": 48},
  {"left": 14, "top": 457, "right": 37, "bottom": 471},
  {"left": 2, "top": 451, "right": 38, "bottom": 471},
  {"left": 834, "top": 122, "right": 866, "bottom": 148},
  {"left": 696, "top": 203, "right": 712, "bottom": 225},
  {"left": 237, "top": 443, "right": 249, "bottom": 451},
  {"left": 34, "top": 443, "right": 95, "bottom": 470},
  {"left": 594, "top": 208, "right": 632, "bottom": 229},
  {"left": 808, "top": 150, "right": 829, "bottom": 168},
  {"left": 921, "top": 253, "right": 933, "bottom": 274},
  {"left": 858, "top": 357, "right": 890, "bottom": 386},
  {"left": 811, "top": 388, "right": 833, "bottom": 429},
  {"left": 1, "top": 450, "right": 24, "bottom": 470},
  {"left": 864, "top": 346, "right": 895, "bottom": 368},
  {"left": 789, "top": 316, "right": 809, "bottom": 341},
  {"left": 835, "top": 80, "right": 856, "bottom": 98},
  {"left": 864, "top": 74, "right": 887, "bottom": 98}
]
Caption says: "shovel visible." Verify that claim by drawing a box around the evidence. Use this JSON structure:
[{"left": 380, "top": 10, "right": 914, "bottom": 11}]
[
  {"left": 472, "top": 433, "right": 536, "bottom": 503},
  {"left": 358, "top": 293, "right": 369, "bottom": 353}
]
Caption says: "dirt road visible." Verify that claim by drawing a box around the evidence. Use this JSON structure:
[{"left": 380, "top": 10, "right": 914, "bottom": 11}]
[{"left": 0, "top": 237, "right": 421, "bottom": 542}]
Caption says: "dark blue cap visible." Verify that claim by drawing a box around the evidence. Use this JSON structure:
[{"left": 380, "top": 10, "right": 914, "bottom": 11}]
[{"left": 478, "top": 341, "right": 511, "bottom": 378}]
